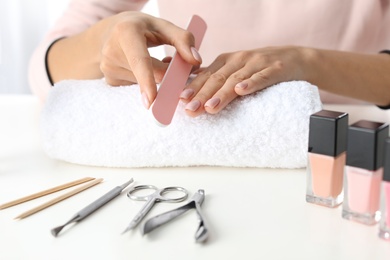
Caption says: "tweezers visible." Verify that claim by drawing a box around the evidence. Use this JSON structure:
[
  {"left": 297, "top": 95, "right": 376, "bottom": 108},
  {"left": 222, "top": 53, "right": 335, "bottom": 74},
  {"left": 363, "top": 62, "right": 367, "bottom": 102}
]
[{"left": 141, "top": 189, "right": 209, "bottom": 243}]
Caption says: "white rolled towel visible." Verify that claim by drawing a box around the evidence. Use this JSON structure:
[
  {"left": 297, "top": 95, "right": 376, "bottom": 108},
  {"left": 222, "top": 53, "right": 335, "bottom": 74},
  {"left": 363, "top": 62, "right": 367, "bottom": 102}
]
[{"left": 40, "top": 79, "right": 322, "bottom": 168}]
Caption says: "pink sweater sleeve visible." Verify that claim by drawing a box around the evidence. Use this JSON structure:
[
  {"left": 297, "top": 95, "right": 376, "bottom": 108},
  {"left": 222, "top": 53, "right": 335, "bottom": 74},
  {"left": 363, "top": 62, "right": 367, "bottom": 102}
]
[{"left": 28, "top": 0, "right": 148, "bottom": 102}]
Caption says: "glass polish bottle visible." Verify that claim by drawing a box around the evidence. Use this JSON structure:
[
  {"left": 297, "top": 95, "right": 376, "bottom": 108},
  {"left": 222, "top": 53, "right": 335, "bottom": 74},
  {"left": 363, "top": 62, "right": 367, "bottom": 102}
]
[
  {"left": 306, "top": 110, "right": 348, "bottom": 208},
  {"left": 342, "top": 120, "right": 388, "bottom": 225},
  {"left": 379, "top": 138, "right": 390, "bottom": 240}
]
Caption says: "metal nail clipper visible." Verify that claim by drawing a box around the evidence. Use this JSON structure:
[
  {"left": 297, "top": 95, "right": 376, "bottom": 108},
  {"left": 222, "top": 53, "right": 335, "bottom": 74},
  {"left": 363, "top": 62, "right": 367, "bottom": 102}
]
[{"left": 141, "top": 189, "right": 209, "bottom": 243}]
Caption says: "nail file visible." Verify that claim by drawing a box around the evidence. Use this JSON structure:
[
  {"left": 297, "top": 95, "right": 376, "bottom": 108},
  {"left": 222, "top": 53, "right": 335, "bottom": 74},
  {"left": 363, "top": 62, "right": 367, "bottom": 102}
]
[{"left": 151, "top": 15, "right": 207, "bottom": 126}]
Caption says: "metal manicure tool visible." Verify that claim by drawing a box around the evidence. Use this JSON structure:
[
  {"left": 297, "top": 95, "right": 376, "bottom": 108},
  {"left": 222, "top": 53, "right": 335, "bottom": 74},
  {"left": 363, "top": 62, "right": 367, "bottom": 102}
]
[
  {"left": 51, "top": 178, "right": 134, "bottom": 237},
  {"left": 141, "top": 189, "right": 209, "bottom": 243},
  {"left": 122, "top": 185, "right": 188, "bottom": 234}
]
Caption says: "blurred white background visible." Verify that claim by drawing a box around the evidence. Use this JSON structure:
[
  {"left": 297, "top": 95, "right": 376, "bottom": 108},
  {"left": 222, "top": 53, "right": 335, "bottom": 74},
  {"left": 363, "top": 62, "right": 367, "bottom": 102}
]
[{"left": 0, "top": 0, "right": 160, "bottom": 94}]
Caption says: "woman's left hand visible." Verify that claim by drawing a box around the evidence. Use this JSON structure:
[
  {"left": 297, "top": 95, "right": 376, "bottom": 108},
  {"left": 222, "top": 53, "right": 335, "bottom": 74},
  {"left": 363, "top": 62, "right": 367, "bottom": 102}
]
[{"left": 180, "top": 46, "right": 312, "bottom": 117}]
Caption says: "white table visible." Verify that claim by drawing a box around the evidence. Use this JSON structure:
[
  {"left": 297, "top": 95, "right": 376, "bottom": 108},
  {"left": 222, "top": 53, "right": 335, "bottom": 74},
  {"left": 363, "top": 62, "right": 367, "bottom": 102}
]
[{"left": 1, "top": 94, "right": 390, "bottom": 260}]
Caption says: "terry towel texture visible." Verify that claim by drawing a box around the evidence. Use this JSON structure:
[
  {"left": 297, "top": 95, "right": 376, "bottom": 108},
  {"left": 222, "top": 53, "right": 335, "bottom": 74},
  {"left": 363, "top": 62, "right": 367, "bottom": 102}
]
[{"left": 41, "top": 79, "right": 322, "bottom": 168}]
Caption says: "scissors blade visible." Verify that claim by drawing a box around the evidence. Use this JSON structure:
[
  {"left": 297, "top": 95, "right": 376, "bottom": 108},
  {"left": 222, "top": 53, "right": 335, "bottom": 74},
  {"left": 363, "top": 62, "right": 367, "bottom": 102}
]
[
  {"left": 121, "top": 222, "right": 137, "bottom": 234},
  {"left": 142, "top": 201, "right": 195, "bottom": 235},
  {"left": 122, "top": 197, "right": 157, "bottom": 234}
]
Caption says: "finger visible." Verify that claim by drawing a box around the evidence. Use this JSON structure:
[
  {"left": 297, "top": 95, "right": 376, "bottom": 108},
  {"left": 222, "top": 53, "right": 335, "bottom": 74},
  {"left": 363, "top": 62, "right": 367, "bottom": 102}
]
[
  {"left": 119, "top": 28, "right": 157, "bottom": 109},
  {"left": 105, "top": 77, "right": 135, "bottom": 87},
  {"left": 180, "top": 69, "right": 218, "bottom": 106},
  {"left": 185, "top": 63, "right": 244, "bottom": 117},
  {"left": 101, "top": 58, "right": 168, "bottom": 85},
  {"left": 161, "top": 56, "right": 172, "bottom": 63},
  {"left": 191, "top": 64, "right": 201, "bottom": 74},
  {"left": 153, "top": 19, "right": 202, "bottom": 65},
  {"left": 234, "top": 64, "right": 283, "bottom": 96},
  {"left": 160, "top": 55, "right": 199, "bottom": 83},
  {"left": 203, "top": 84, "right": 237, "bottom": 115},
  {"left": 151, "top": 58, "right": 169, "bottom": 83},
  {"left": 184, "top": 71, "right": 227, "bottom": 117},
  {"left": 179, "top": 59, "right": 225, "bottom": 103},
  {"left": 179, "top": 70, "right": 209, "bottom": 103},
  {"left": 100, "top": 60, "right": 136, "bottom": 86},
  {"left": 204, "top": 69, "right": 253, "bottom": 114},
  {"left": 192, "top": 67, "right": 205, "bottom": 74}
]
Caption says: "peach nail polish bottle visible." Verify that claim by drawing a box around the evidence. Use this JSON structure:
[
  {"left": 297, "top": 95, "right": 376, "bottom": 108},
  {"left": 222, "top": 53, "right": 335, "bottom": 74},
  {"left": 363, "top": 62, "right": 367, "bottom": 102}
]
[
  {"left": 342, "top": 120, "right": 389, "bottom": 225},
  {"left": 379, "top": 138, "right": 390, "bottom": 240},
  {"left": 306, "top": 110, "right": 348, "bottom": 208}
]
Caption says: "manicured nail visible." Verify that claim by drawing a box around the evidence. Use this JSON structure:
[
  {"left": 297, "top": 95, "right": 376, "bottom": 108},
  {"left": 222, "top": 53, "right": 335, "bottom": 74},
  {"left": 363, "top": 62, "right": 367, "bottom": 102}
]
[
  {"left": 191, "top": 47, "right": 202, "bottom": 63},
  {"left": 141, "top": 92, "right": 150, "bottom": 109},
  {"left": 204, "top": 97, "right": 221, "bottom": 109},
  {"left": 180, "top": 89, "right": 195, "bottom": 99},
  {"left": 185, "top": 100, "right": 201, "bottom": 111},
  {"left": 235, "top": 82, "right": 248, "bottom": 89}
]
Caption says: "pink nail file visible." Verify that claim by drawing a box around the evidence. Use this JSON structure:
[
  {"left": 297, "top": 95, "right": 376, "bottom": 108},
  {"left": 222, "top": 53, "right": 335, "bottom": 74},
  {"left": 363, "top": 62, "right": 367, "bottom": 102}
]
[{"left": 151, "top": 15, "right": 207, "bottom": 126}]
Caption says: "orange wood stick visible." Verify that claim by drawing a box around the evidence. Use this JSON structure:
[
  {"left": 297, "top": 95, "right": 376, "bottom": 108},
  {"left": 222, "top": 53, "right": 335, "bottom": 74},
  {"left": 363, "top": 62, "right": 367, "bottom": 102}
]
[{"left": 0, "top": 177, "right": 95, "bottom": 210}]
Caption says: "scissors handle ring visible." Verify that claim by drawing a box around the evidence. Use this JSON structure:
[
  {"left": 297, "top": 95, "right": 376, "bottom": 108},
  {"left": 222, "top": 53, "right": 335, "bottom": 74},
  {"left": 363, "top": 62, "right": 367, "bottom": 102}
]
[
  {"left": 127, "top": 185, "right": 189, "bottom": 202},
  {"left": 127, "top": 185, "right": 158, "bottom": 201},
  {"left": 159, "top": 186, "right": 188, "bottom": 202}
]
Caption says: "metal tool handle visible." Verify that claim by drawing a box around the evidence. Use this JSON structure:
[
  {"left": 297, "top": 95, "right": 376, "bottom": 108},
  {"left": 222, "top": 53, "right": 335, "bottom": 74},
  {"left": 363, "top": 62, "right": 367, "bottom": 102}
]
[
  {"left": 194, "top": 198, "right": 209, "bottom": 242},
  {"left": 141, "top": 189, "right": 209, "bottom": 243},
  {"left": 127, "top": 186, "right": 188, "bottom": 203},
  {"left": 51, "top": 179, "right": 133, "bottom": 237},
  {"left": 131, "top": 197, "right": 157, "bottom": 226},
  {"left": 127, "top": 185, "right": 158, "bottom": 201},
  {"left": 77, "top": 178, "right": 133, "bottom": 220},
  {"left": 76, "top": 187, "right": 122, "bottom": 220},
  {"left": 142, "top": 201, "right": 194, "bottom": 235}
]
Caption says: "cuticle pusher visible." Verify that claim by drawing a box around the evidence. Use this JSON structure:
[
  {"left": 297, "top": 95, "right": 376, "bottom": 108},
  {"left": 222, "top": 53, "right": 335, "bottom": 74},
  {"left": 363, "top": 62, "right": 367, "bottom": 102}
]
[{"left": 51, "top": 178, "right": 134, "bottom": 237}]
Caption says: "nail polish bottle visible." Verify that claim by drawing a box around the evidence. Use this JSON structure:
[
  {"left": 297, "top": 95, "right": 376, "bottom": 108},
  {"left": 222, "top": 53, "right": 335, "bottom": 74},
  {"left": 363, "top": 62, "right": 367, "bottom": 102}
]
[
  {"left": 342, "top": 120, "right": 389, "bottom": 225},
  {"left": 379, "top": 138, "right": 390, "bottom": 240},
  {"left": 306, "top": 110, "right": 348, "bottom": 208}
]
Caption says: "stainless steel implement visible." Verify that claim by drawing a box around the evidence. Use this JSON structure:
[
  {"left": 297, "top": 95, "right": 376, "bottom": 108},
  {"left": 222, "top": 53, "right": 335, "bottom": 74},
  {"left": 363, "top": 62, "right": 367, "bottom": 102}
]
[
  {"left": 122, "top": 185, "right": 188, "bottom": 234},
  {"left": 51, "top": 178, "right": 134, "bottom": 237},
  {"left": 141, "top": 189, "right": 209, "bottom": 243}
]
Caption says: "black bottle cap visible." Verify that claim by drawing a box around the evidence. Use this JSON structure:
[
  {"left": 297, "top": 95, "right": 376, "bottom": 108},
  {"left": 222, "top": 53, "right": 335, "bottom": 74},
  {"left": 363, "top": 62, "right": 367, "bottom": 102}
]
[
  {"left": 308, "top": 110, "right": 348, "bottom": 157},
  {"left": 346, "top": 120, "right": 389, "bottom": 170},
  {"left": 383, "top": 138, "right": 390, "bottom": 182}
]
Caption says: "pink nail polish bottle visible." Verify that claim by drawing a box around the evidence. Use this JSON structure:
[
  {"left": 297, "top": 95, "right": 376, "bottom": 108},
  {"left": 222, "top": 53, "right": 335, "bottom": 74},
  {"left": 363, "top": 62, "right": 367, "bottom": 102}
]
[
  {"left": 379, "top": 138, "right": 390, "bottom": 240},
  {"left": 342, "top": 120, "right": 389, "bottom": 225},
  {"left": 306, "top": 110, "right": 348, "bottom": 208}
]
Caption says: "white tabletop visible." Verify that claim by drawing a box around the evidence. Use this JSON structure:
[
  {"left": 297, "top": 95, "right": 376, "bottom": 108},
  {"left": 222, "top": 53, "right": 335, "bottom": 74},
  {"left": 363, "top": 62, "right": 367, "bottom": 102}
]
[{"left": 1, "top": 94, "right": 390, "bottom": 260}]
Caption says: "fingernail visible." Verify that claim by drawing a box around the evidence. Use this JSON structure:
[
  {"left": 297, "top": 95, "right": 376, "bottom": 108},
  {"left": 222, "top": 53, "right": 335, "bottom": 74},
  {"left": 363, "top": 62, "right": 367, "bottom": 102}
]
[
  {"left": 141, "top": 92, "right": 150, "bottom": 109},
  {"left": 185, "top": 100, "right": 201, "bottom": 111},
  {"left": 191, "top": 47, "right": 202, "bottom": 63},
  {"left": 180, "top": 89, "right": 194, "bottom": 99},
  {"left": 204, "top": 97, "right": 221, "bottom": 109},
  {"left": 235, "top": 82, "right": 248, "bottom": 89}
]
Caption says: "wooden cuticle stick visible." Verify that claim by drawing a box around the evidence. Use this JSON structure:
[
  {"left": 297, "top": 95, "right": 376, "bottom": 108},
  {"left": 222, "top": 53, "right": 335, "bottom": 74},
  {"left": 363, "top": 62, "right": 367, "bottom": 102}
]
[
  {"left": 0, "top": 177, "right": 95, "bottom": 210},
  {"left": 14, "top": 178, "right": 104, "bottom": 220}
]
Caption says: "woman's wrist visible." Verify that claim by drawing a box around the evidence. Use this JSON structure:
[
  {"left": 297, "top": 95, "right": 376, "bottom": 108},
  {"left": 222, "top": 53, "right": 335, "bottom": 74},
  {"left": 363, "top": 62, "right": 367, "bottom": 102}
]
[
  {"left": 296, "top": 46, "right": 321, "bottom": 86},
  {"left": 47, "top": 32, "right": 102, "bottom": 83}
]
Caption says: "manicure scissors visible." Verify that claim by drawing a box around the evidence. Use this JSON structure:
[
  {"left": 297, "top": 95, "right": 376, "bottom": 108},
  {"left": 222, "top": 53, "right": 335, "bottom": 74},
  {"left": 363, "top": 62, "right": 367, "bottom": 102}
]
[{"left": 122, "top": 185, "right": 188, "bottom": 234}]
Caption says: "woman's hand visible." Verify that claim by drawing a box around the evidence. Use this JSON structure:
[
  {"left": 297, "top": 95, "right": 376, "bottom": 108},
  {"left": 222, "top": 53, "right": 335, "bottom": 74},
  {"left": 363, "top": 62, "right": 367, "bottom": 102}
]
[
  {"left": 48, "top": 12, "right": 202, "bottom": 108},
  {"left": 180, "top": 46, "right": 311, "bottom": 117}
]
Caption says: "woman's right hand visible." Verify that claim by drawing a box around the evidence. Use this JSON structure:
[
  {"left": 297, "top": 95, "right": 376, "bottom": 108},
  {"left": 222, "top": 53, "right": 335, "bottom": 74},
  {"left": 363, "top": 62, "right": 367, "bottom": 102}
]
[{"left": 48, "top": 11, "right": 202, "bottom": 108}]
